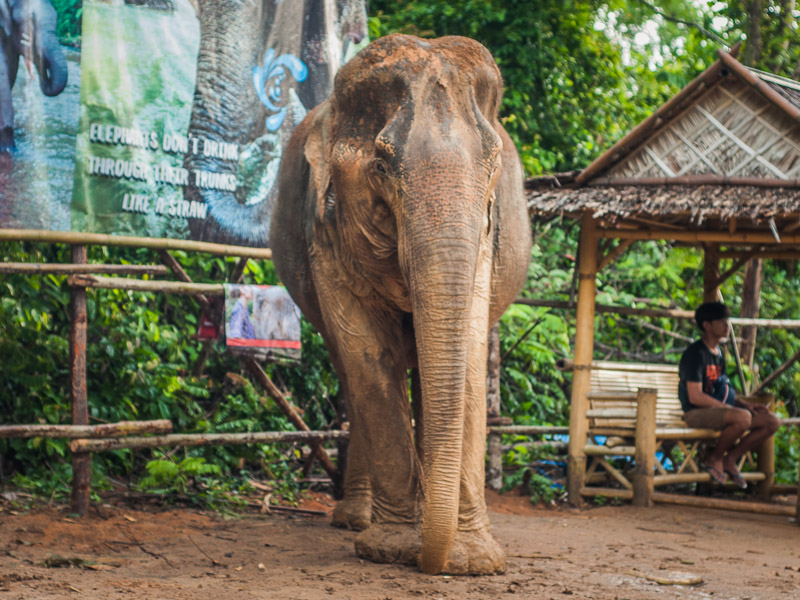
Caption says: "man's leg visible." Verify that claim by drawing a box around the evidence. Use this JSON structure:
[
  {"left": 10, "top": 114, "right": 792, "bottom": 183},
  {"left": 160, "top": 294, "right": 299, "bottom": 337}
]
[
  {"left": 723, "top": 409, "right": 781, "bottom": 473},
  {"left": 704, "top": 408, "right": 751, "bottom": 475}
]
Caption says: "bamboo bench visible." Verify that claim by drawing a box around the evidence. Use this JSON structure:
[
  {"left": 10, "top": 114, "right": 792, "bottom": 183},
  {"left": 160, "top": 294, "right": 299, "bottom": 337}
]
[{"left": 576, "top": 360, "right": 774, "bottom": 505}]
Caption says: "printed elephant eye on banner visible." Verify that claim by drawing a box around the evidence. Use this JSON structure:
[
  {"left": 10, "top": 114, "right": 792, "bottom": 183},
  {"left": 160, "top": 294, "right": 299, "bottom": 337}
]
[{"left": 253, "top": 49, "right": 308, "bottom": 132}]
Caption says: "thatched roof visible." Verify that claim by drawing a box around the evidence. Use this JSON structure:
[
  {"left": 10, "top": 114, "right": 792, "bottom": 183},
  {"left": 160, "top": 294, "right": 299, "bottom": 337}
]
[
  {"left": 528, "top": 181, "right": 800, "bottom": 225},
  {"left": 527, "top": 50, "right": 800, "bottom": 228}
]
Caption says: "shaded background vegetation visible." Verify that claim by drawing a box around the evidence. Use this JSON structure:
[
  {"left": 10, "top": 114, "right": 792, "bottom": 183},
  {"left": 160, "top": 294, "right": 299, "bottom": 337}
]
[{"left": 2, "top": 0, "right": 799, "bottom": 505}]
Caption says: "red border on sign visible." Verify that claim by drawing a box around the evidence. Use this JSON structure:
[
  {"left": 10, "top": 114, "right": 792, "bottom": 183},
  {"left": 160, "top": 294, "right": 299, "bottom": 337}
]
[{"left": 227, "top": 338, "right": 301, "bottom": 349}]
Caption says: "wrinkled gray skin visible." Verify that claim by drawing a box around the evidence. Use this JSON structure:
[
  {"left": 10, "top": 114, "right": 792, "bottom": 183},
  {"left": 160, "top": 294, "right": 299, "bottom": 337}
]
[
  {"left": 0, "top": 0, "right": 67, "bottom": 153},
  {"left": 270, "top": 34, "right": 531, "bottom": 575},
  {"left": 184, "top": 0, "right": 367, "bottom": 246}
]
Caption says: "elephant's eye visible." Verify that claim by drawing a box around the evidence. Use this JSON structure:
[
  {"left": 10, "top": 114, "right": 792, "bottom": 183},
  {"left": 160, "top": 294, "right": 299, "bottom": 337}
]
[{"left": 373, "top": 159, "right": 388, "bottom": 175}]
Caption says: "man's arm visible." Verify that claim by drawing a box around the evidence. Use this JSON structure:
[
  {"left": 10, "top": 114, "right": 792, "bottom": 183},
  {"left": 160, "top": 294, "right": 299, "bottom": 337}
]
[
  {"left": 688, "top": 381, "right": 766, "bottom": 413},
  {"left": 686, "top": 381, "right": 726, "bottom": 409}
]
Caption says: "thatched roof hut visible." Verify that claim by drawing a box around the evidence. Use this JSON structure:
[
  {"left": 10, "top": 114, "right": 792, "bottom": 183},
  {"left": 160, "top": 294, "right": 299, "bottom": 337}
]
[
  {"left": 525, "top": 49, "right": 800, "bottom": 507},
  {"left": 527, "top": 49, "right": 800, "bottom": 233}
]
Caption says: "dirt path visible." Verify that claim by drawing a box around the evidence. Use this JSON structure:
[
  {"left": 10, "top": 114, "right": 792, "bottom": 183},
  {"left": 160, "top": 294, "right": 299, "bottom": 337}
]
[{"left": 1, "top": 490, "right": 798, "bottom": 599}]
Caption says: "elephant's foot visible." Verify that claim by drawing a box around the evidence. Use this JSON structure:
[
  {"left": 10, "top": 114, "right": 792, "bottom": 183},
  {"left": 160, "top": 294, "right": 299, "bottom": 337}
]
[
  {"left": 331, "top": 496, "right": 371, "bottom": 531},
  {"left": 354, "top": 523, "right": 420, "bottom": 566},
  {"left": 437, "top": 526, "right": 506, "bottom": 575}
]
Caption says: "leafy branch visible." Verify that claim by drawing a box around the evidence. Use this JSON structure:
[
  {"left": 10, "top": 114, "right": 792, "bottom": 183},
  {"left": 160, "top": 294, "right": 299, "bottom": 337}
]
[{"left": 636, "top": 0, "right": 731, "bottom": 48}]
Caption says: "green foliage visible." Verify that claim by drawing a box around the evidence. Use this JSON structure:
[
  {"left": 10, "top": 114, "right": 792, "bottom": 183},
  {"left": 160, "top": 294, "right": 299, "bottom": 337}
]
[
  {"left": 52, "top": 0, "right": 82, "bottom": 45},
  {"left": 502, "top": 442, "right": 561, "bottom": 504},
  {"left": 0, "top": 241, "right": 338, "bottom": 506},
  {"left": 140, "top": 455, "right": 221, "bottom": 495}
]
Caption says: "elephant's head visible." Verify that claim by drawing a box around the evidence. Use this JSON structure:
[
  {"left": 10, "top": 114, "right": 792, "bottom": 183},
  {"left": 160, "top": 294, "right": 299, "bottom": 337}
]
[
  {"left": 306, "top": 34, "right": 513, "bottom": 573},
  {"left": 1, "top": 0, "right": 67, "bottom": 96}
]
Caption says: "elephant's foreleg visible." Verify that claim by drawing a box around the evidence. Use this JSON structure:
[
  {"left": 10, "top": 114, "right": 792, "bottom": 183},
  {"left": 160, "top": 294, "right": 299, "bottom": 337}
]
[
  {"left": 312, "top": 281, "right": 421, "bottom": 563},
  {"left": 331, "top": 378, "right": 372, "bottom": 531}
]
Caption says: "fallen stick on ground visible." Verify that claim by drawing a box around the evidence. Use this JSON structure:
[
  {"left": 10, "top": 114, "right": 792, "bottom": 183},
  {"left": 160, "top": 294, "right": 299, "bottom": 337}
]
[{"left": 627, "top": 569, "right": 703, "bottom": 586}]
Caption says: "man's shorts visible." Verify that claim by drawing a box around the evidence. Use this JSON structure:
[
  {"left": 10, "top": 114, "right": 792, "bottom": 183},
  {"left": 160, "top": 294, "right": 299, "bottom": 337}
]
[{"left": 683, "top": 406, "right": 738, "bottom": 429}]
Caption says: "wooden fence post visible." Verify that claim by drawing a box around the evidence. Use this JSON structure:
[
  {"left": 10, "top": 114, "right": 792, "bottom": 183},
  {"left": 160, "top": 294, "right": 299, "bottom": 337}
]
[
  {"left": 633, "top": 388, "right": 656, "bottom": 507},
  {"left": 567, "top": 212, "right": 598, "bottom": 506},
  {"left": 244, "top": 358, "right": 339, "bottom": 482},
  {"left": 69, "top": 245, "right": 91, "bottom": 516},
  {"left": 755, "top": 393, "right": 775, "bottom": 500},
  {"left": 796, "top": 456, "right": 800, "bottom": 526}
]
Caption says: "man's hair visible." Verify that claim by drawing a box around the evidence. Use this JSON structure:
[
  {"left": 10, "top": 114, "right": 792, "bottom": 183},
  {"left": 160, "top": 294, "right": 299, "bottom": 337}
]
[{"left": 695, "top": 302, "right": 731, "bottom": 330}]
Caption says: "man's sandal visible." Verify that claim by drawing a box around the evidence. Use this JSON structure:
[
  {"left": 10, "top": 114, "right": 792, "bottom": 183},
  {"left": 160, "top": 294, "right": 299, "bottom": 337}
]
[
  {"left": 701, "top": 463, "right": 727, "bottom": 486},
  {"left": 724, "top": 468, "right": 748, "bottom": 490}
]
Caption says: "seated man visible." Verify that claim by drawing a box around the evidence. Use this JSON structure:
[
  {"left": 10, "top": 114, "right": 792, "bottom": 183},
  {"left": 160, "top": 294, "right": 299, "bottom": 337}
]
[{"left": 678, "top": 302, "right": 780, "bottom": 489}]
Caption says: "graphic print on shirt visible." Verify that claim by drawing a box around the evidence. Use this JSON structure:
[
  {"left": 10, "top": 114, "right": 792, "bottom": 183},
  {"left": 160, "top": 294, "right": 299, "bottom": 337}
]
[{"left": 704, "top": 364, "right": 722, "bottom": 394}]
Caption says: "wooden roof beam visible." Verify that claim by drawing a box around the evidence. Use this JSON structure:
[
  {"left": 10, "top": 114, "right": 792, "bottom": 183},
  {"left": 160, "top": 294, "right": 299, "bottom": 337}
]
[
  {"left": 599, "top": 228, "right": 800, "bottom": 245},
  {"left": 597, "top": 239, "right": 635, "bottom": 271},
  {"left": 717, "top": 49, "right": 800, "bottom": 126},
  {"left": 589, "top": 175, "right": 800, "bottom": 187},
  {"left": 708, "top": 247, "right": 763, "bottom": 289},
  {"left": 719, "top": 249, "right": 800, "bottom": 260}
]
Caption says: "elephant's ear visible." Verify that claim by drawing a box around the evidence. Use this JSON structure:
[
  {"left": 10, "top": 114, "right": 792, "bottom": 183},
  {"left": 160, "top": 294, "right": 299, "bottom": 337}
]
[
  {"left": 0, "top": 0, "right": 11, "bottom": 39},
  {"left": 303, "top": 104, "right": 332, "bottom": 221}
]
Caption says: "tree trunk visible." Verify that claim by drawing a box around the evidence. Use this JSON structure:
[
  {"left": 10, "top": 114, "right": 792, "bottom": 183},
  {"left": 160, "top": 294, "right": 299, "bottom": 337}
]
[
  {"left": 743, "top": 0, "right": 763, "bottom": 67},
  {"left": 702, "top": 243, "right": 720, "bottom": 303},
  {"left": 740, "top": 258, "right": 763, "bottom": 368}
]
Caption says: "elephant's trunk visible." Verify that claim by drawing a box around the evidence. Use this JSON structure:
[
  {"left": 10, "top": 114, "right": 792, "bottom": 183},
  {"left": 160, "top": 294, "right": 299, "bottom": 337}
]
[
  {"left": 403, "top": 193, "right": 483, "bottom": 575},
  {"left": 35, "top": 29, "right": 67, "bottom": 97},
  {"left": 184, "top": 0, "right": 276, "bottom": 246}
]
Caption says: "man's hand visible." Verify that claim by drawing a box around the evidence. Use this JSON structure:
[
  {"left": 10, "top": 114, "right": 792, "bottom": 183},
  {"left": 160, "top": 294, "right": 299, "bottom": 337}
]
[{"left": 739, "top": 401, "right": 768, "bottom": 414}]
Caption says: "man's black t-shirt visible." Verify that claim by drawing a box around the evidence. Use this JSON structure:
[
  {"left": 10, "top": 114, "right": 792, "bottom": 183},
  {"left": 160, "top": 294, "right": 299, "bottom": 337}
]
[{"left": 678, "top": 339, "right": 725, "bottom": 412}]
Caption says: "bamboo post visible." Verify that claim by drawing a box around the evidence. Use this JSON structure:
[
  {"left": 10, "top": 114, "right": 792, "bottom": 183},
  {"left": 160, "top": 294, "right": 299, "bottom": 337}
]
[
  {"left": 0, "top": 263, "right": 169, "bottom": 275},
  {"left": 754, "top": 393, "right": 775, "bottom": 500},
  {"left": 67, "top": 274, "right": 222, "bottom": 296},
  {"left": 0, "top": 420, "right": 172, "bottom": 438},
  {"left": 69, "top": 245, "right": 91, "bottom": 517},
  {"left": 512, "top": 298, "right": 800, "bottom": 328},
  {"left": 488, "top": 425, "right": 569, "bottom": 435},
  {"left": 567, "top": 212, "right": 598, "bottom": 506},
  {"left": 633, "top": 388, "right": 656, "bottom": 507},
  {"left": 651, "top": 491, "right": 795, "bottom": 516},
  {"left": 0, "top": 228, "right": 273, "bottom": 259},
  {"left": 796, "top": 458, "right": 800, "bottom": 526},
  {"left": 70, "top": 429, "right": 348, "bottom": 452},
  {"left": 244, "top": 358, "right": 339, "bottom": 482},
  {"left": 486, "top": 324, "right": 502, "bottom": 491}
]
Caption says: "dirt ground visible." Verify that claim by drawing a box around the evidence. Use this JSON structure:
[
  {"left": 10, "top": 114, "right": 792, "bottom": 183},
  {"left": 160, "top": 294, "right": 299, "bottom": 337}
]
[{"left": 1, "top": 490, "right": 799, "bottom": 600}]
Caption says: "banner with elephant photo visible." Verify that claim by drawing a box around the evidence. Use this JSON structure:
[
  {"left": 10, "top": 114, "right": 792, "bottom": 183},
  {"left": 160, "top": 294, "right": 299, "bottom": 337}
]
[{"left": 0, "top": 0, "right": 368, "bottom": 248}]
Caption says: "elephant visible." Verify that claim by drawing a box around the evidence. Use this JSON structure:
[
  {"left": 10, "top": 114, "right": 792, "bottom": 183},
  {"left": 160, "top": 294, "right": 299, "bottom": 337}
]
[
  {"left": 252, "top": 286, "right": 302, "bottom": 342},
  {"left": 183, "top": 0, "right": 367, "bottom": 247},
  {"left": 0, "top": 0, "right": 68, "bottom": 153},
  {"left": 270, "top": 34, "right": 532, "bottom": 574}
]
